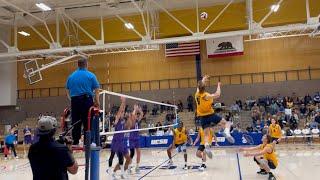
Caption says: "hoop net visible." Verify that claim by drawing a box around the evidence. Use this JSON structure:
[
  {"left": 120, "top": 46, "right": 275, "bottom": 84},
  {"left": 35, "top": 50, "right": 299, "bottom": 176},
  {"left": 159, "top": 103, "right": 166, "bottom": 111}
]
[{"left": 99, "top": 90, "right": 178, "bottom": 136}]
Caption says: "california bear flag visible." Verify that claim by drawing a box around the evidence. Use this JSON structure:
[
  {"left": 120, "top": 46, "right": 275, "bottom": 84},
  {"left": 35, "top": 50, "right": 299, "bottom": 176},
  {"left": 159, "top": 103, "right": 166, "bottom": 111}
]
[{"left": 206, "top": 36, "right": 244, "bottom": 58}]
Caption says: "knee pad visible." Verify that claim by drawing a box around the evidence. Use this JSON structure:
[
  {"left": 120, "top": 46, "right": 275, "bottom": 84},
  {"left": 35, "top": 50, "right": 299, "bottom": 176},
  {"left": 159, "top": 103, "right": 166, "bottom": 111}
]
[
  {"left": 118, "top": 153, "right": 124, "bottom": 165},
  {"left": 253, "top": 157, "right": 260, "bottom": 165},
  {"left": 130, "top": 148, "right": 135, "bottom": 159}
]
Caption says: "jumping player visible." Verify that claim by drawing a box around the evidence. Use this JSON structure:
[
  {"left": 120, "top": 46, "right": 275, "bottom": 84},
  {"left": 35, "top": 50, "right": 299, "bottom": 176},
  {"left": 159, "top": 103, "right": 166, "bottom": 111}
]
[
  {"left": 195, "top": 75, "right": 234, "bottom": 159},
  {"left": 239, "top": 134, "right": 278, "bottom": 180},
  {"left": 107, "top": 97, "right": 132, "bottom": 179},
  {"left": 269, "top": 117, "right": 282, "bottom": 144},
  {"left": 167, "top": 121, "right": 192, "bottom": 170},
  {"left": 193, "top": 127, "right": 214, "bottom": 171},
  {"left": 128, "top": 105, "right": 143, "bottom": 174}
]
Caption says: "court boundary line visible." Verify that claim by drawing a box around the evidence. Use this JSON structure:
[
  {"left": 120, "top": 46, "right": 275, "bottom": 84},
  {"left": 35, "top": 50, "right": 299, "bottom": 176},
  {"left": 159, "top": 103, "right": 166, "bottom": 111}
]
[
  {"left": 236, "top": 153, "right": 243, "bottom": 180},
  {"left": 138, "top": 153, "right": 177, "bottom": 180}
]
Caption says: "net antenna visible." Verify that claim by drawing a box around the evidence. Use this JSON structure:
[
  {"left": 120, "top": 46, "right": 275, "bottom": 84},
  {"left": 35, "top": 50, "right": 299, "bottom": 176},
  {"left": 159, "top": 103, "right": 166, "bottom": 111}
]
[
  {"left": 100, "top": 89, "right": 178, "bottom": 135},
  {"left": 23, "top": 51, "right": 86, "bottom": 84}
]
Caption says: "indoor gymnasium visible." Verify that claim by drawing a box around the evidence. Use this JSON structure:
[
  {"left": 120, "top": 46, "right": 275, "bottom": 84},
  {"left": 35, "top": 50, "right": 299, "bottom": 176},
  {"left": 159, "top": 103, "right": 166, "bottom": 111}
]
[{"left": 0, "top": 0, "right": 320, "bottom": 180}]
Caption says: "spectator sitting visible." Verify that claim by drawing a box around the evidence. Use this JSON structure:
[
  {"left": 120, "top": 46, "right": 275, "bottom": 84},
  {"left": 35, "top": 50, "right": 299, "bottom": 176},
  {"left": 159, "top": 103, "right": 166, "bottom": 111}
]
[
  {"left": 304, "top": 94, "right": 312, "bottom": 105},
  {"left": 160, "top": 101, "right": 165, "bottom": 113},
  {"left": 251, "top": 104, "right": 260, "bottom": 125},
  {"left": 166, "top": 101, "right": 172, "bottom": 111},
  {"left": 314, "top": 92, "right": 320, "bottom": 104},
  {"left": 177, "top": 100, "right": 184, "bottom": 112},
  {"left": 286, "top": 97, "right": 294, "bottom": 109},
  {"left": 230, "top": 103, "right": 241, "bottom": 114},
  {"left": 289, "top": 110, "right": 299, "bottom": 130},
  {"left": 142, "top": 104, "right": 148, "bottom": 116},
  {"left": 314, "top": 110, "right": 320, "bottom": 124},
  {"left": 276, "top": 94, "right": 283, "bottom": 106},
  {"left": 270, "top": 100, "right": 279, "bottom": 115},
  {"left": 246, "top": 126, "right": 254, "bottom": 133},
  {"left": 152, "top": 104, "right": 159, "bottom": 115},
  {"left": 310, "top": 121, "right": 319, "bottom": 129},
  {"left": 236, "top": 99, "right": 243, "bottom": 110},
  {"left": 148, "top": 123, "right": 156, "bottom": 135},
  {"left": 155, "top": 121, "right": 163, "bottom": 131},
  {"left": 299, "top": 104, "right": 308, "bottom": 117},
  {"left": 187, "top": 95, "right": 194, "bottom": 112},
  {"left": 254, "top": 119, "right": 264, "bottom": 132}
]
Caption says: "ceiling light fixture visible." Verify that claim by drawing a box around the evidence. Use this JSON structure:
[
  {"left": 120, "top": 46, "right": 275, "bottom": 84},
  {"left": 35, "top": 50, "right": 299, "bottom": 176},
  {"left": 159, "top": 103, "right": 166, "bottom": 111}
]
[
  {"left": 18, "top": 31, "right": 30, "bottom": 36},
  {"left": 271, "top": 4, "right": 280, "bottom": 12},
  {"left": 124, "top": 23, "right": 134, "bottom": 29},
  {"left": 36, "top": 3, "right": 52, "bottom": 11}
]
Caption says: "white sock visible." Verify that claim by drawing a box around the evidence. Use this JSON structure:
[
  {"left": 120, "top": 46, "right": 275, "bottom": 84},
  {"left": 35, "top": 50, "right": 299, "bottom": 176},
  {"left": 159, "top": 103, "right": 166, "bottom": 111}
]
[
  {"left": 120, "top": 165, "right": 125, "bottom": 175},
  {"left": 108, "top": 167, "right": 113, "bottom": 174},
  {"left": 136, "top": 163, "right": 139, "bottom": 168}
]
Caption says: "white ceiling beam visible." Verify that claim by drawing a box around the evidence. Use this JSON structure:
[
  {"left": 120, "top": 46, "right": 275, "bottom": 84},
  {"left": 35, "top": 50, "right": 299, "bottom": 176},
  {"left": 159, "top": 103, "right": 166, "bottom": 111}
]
[
  {"left": 62, "top": 11, "right": 98, "bottom": 43},
  {"left": 21, "top": 17, "right": 51, "bottom": 46},
  {"left": 150, "top": 0, "right": 194, "bottom": 35},
  {"left": 259, "top": 0, "right": 285, "bottom": 26},
  {"left": 0, "top": 23, "right": 318, "bottom": 59},
  {"left": 131, "top": 0, "right": 149, "bottom": 36},
  {"left": 195, "top": 0, "right": 200, "bottom": 33},
  {"left": 100, "top": 15, "right": 105, "bottom": 44},
  {"left": 115, "top": 15, "right": 145, "bottom": 40},
  {"left": 0, "top": 39, "right": 9, "bottom": 49},
  {"left": 203, "top": 0, "right": 234, "bottom": 33},
  {"left": 0, "top": 0, "right": 55, "bottom": 44},
  {"left": 306, "top": 0, "right": 310, "bottom": 20},
  {"left": 246, "top": 0, "right": 253, "bottom": 30}
]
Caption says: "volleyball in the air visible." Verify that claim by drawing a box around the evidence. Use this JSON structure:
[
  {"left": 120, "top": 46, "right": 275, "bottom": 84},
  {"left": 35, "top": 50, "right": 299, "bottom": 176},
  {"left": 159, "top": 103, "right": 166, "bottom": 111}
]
[{"left": 200, "top": 12, "right": 208, "bottom": 20}]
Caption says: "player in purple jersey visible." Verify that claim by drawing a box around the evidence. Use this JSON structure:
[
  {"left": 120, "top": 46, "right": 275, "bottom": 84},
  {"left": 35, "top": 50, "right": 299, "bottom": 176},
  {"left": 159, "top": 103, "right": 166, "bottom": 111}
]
[
  {"left": 107, "top": 97, "right": 132, "bottom": 179},
  {"left": 128, "top": 105, "right": 143, "bottom": 174}
]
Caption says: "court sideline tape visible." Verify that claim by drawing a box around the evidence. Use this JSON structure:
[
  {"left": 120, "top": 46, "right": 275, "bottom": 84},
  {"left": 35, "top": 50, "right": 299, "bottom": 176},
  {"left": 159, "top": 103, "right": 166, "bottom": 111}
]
[
  {"left": 138, "top": 153, "right": 177, "bottom": 180},
  {"left": 236, "top": 153, "right": 243, "bottom": 180}
]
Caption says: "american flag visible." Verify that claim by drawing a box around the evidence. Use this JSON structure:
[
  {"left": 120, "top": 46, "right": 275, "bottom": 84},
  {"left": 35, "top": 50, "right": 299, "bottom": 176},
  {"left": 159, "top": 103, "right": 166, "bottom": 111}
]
[{"left": 165, "top": 41, "right": 200, "bottom": 57}]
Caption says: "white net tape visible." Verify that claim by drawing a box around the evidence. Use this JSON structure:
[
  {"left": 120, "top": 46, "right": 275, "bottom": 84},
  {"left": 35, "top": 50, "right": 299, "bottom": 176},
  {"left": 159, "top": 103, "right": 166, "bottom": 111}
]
[{"left": 99, "top": 90, "right": 178, "bottom": 136}]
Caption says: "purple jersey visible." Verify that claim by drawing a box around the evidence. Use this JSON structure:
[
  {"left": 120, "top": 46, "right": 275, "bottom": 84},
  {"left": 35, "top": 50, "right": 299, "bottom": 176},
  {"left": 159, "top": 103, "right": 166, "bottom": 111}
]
[
  {"left": 111, "top": 119, "right": 128, "bottom": 154},
  {"left": 130, "top": 121, "right": 140, "bottom": 140},
  {"left": 129, "top": 121, "right": 140, "bottom": 148}
]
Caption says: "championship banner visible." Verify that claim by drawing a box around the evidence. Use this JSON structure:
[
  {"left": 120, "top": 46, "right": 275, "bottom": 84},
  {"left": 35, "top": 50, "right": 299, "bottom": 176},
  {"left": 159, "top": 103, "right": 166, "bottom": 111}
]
[{"left": 206, "top": 36, "right": 244, "bottom": 58}]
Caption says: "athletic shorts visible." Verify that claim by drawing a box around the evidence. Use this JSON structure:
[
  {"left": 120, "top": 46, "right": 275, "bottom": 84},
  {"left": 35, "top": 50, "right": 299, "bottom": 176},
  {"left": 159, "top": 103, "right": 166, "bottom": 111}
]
[
  {"left": 24, "top": 137, "right": 32, "bottom": 145},
  {"left": 268, "top": 161, "right": 276, "bottom": 169},
  {"left": 129, "top": 139, "right": 140, "bottom": 149},
  {"left": 254, "top": 157, "right": 277, "bottom": 169},
  {"left": 199, "top": 114, "right": 222, "bottom": 129},
  {"left": 175, "top": 143, "right": 187, "bottom": 152},
  {"left": 198, "top": 145, "right": 205, "bottom": 152},
  {"left": 271, "top": 137, "right": 279, "bottom": 144}
]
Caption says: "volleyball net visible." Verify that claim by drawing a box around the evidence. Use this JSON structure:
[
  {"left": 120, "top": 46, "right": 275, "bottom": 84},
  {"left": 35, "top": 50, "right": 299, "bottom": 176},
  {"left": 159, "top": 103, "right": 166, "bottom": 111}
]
[{"left": 99, "top": 89, "right": 179, "bottom": 136}]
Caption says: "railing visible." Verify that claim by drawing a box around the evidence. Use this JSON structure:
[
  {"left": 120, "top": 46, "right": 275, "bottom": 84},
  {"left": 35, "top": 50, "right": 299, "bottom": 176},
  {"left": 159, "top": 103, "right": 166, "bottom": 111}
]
[{"left": 17, "top": 67, "right": 320, "bottom": 99}]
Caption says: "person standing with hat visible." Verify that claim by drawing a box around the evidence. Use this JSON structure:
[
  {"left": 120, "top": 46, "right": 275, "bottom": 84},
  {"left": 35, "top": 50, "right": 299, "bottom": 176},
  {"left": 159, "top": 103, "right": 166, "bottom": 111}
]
[
  {"left": 28, "top": 116, "right": 78, "bottom": 180},
  {"left": 66, "top": 56, "right": 100, "bottom": 145}
]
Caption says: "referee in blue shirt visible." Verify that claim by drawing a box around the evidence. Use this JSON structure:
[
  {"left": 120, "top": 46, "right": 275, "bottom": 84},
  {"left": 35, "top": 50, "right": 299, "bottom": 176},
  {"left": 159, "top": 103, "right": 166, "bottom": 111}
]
[{"left": 66, "top": 56, "right": 100, "bottom": 145}]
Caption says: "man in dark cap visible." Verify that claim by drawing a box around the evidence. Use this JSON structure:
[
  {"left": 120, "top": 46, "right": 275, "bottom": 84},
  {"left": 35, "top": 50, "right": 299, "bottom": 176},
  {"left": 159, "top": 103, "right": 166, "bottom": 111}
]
[
  {"left": 66, "top": 56, "right": 100, "bottom": 145},
  {"left": 28, "top": 116, "right": 78, "bottom": 180}
]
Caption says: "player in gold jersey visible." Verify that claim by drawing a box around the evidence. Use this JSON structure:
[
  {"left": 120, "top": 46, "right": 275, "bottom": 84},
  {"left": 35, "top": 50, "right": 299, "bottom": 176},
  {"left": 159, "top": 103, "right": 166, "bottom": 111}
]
[
  {"left": 269, "top": 117, "right": 282, "bottom": 144},
  {"left": 193, "top": 127, "right": 215, "bottom": 171},
  {"left": 239, "top": 134, "right": 278, "bottom": 180},
  {"left": 167, "top": 121, "right": 192, "bottom": 170},
  {"left": 195, "top": 75, "right": 234, "bottom": 159}
]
